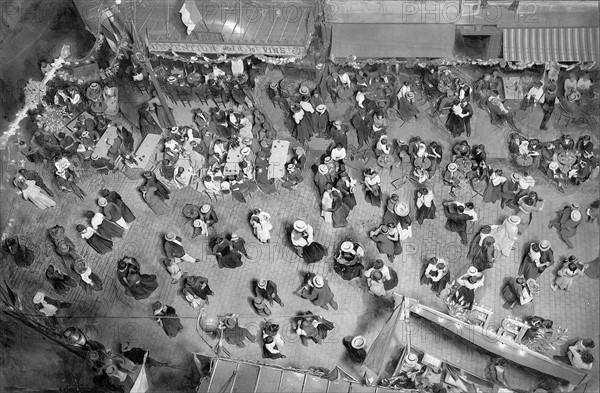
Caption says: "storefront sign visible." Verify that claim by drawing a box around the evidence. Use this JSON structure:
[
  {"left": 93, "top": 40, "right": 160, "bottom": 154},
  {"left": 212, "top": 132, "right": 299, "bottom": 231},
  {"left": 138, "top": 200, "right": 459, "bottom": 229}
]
[
  {"left": 147, "top": 31, "right": 225, "bottom": 43},
  {"left": 148, "top": 41, "right": 306, "bottom": 57}
]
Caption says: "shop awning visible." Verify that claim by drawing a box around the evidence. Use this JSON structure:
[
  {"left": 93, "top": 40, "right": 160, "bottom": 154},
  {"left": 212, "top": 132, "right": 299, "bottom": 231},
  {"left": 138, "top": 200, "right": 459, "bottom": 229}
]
[
  {"left": 330, "top": 23, "right": 455, "bottom": 59},
  {"left": 503, "top": 27, "right": 600, "bottom": 63}
]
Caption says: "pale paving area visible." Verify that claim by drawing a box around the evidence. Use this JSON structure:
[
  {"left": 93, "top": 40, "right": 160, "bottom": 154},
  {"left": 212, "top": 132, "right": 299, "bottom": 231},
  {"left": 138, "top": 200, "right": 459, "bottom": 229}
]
[{"left": 1, "top": 75, "right": 598, "bottom": 391}]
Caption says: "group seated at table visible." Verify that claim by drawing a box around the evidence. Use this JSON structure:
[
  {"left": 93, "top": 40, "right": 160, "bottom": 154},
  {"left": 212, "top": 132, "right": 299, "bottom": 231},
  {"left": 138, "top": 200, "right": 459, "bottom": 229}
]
[{"left": 509, "top": 132, "right": 598, "bottom": 191}]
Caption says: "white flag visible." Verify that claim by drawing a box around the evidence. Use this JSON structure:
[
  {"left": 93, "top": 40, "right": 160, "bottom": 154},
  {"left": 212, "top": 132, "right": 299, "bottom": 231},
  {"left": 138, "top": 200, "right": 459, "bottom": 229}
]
[{"left": 179, "top": 0, "right": 203, "bottom": 35}]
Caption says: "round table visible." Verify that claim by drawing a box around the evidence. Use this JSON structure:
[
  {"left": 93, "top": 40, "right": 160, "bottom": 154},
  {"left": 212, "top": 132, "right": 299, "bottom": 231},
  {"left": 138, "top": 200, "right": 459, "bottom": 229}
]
[
  {"left": 515, "top": 155, "right": 534, "bottom": 167},
  {"left": 377, "top": 154, "right": 394, "bottom": 169},
  {"left": 557, "top": 151, "right": 577, "bottom": 166}
]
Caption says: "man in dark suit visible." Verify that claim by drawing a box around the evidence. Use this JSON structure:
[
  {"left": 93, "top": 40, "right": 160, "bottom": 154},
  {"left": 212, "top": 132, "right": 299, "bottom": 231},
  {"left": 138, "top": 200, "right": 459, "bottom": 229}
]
[
  {"left": 549, "top": 204, "right": 582, "bottom": 249},
  {"left": 460, "top": 99, "right": 474, "bottom": 137},
  {"left": 443, "top": 201, "right": 471, "bottom": 245},
  {"left": 500, "top": 172, "right": 521, "bottom": 209},
  {"left": 540, "top": 84, "right": 557, "bottom": 130},
  {"left": 351, "top": 108, "right": 372, "bottom": 148}
]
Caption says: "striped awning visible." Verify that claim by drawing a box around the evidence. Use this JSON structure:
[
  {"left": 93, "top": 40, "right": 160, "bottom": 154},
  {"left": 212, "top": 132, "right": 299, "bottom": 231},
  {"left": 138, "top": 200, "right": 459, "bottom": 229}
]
[{"left": 503, "top": 27, "right": 600, "bottom": 63}]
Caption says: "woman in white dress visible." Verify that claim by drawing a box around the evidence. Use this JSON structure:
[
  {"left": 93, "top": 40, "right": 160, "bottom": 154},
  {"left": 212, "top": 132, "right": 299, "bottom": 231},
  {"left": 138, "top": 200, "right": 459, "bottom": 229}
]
[
  {"left": 490, "top": 215, "right": 520, "bottom": 256},
  {"left": 14, "top": 176, "right": 56, "bottom": 210},
  {"left": 321, "top": 184, "right": 334, "bottom": 224},
  {"left": 250, "top": 209, "right": 273, "bottom": 243}
]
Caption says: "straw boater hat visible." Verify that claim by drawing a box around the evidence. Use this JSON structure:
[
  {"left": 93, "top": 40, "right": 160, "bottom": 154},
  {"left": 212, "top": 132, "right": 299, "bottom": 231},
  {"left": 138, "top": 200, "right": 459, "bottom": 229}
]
[
  {"left": 91, "top": 153, "right": 99, "bottom": 160},
  {"left": 394, "top": 202, "right": 410, "bottom": 217},
  {"left": 405, "top": 353, "right": 419, "bottom": 368},
  {"left": 539, "top": 240, "right": 551, "bottom": 251},
  {"left": 341, "top": 241, "right": 354, "bottom": 253},
  {"left": 295, "top": 146, "right": 305, "bottom": 155},
  {"left": 318, "top": 164, "right": 328, "bottom": 175},
  {"left": 240, "top": 147, "right": 251, "bottom": 156},
  {"left": 571, "top": 210, "right": 581, "bottom": 222},
  {"left": 511, "top": 173, "right": 521, "bottom": 182},
  {"left": 312, "top": 275, "right": 324, "bottom": 288},
  {"left": 224, "top": 318, "right": 236, "bottom": 329},
  {"left": 193, "top": 219, "right": 202, "bottom": 228},
  {"left": 467, "top": 266, "right": 479, "bottom": 276},
  {"left": 526, "top": 278, "right": 540, "bottom": 294},
  {"left": 167, "top": 76, "right": 177, "bottom": 83},
  {"left": 242, "top": 137, "right": 252, "bottom": 146},
  {"left": 351, "top": 336, "right": 366, "bottom": 349},
  {"left": 447, "top": 163, "right": 458, "bottom": 172},
  {"left": 406, "top": 92, "right": 415, "bottom": 100},
  {"left": 333, "top": 120, "right": 342, "bottom": 126},
  {"left": 258, "top": 279, "right": 268, "bottom": 289},
  {"left": 299, "top": 86, "right": 310, "bottom": 95},
  {"left": 220, "top": 182, "right": 230, "bottom": 191},
  {"left": 571, "top": 203, "right": 579, "bottom": 209},
  {"left": 231, "top": 233, "right": 239, "bottom": 240},
  {"left": 508, "top": 215, "right": 521, "bottom": 225},
  {"left": 294, "top": 220, "right": 307, "bottom": 232},
  {"left": 269, "top": 82, "right": 278, "bottom": 90},
  {"left": 200, "top": 204, "right": 211, "bottom": 213},
  {"left": 316, "top": 63, "right": 324, "bottom": 70},
  {"left": 316, "top": 104, "right": 326, "bottom": 113},
  {"left": 548, "top": 162, "right": 559, "bottom": 170},
  {"left": 165, "top": 232, "right": 176, "bottom": 241},
  {"left": 33, "top": 292, "right": 45, "bottom": 304},
  {"left": 97, "top": 198, "right": 107, "bottom": 207},
  {"left": 286, "top": 163, "right": 295, "bottom": 171}
]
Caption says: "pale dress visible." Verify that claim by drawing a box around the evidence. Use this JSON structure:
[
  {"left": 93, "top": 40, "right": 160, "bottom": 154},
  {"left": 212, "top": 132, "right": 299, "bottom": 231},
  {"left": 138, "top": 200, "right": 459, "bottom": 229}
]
[
  {"left": 490, "top": 219, "right": 519, "bottom": 256},
  {"left": 21, "top": 180, "right": 56, "bottom": 210},
  {"left": 252, "top": 212, "right": 273, "bottom": 243},
  {"left": 321, "top": 191, "right": 333, "bottom": 224}
]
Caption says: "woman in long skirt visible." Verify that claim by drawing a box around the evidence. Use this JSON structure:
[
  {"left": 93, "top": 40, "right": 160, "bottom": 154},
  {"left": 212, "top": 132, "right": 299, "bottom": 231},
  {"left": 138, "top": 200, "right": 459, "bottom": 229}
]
[
  {"left": 363, "top": 168, "right": 382, "bottom": 207},
  {"left": 213, "top": 238, "right": 243, "bottom": 269},
  {"left": 414, "top": 188, "right": 436, "bottom": 225},
  {"left": 467, "top": 225, "right": 493, "bottom": 261},
  {"left": 551, "top": 257, "right": 585, "bottom": 291},
  {"left": 77, "top": 224, "right": 113, "bottom": 255},
  {"left": 84, "top": 210, "right": 124, "bottom": 239},
  {"left": 336, "top": 172, "right": 357, "bottom": 210},
  {"left": 386, "top": 223, "right": 403, "bottom": 257},
  {"left": 255, "top": 166, "right": 278, "bottom": 194},
  {"left": 125, "top": 264, "right": 159, "bottom": 300},
  {"left": 421, "top": 257, "right": 450, "bottom": 295},
  {"left": 291, "top": 220, "right": 327, "bottom": 264},
  {"left": 14, "top": 176, "right": 56, "bottom": 210},
  {"left": 515, "top": 192, "right": 544, "bottom": 235},
  {"left": 369, "top": 225, "right": 396, "bottom": 262},
  {"left": 482, "top": 169, "right": 506, "bottom": 204},
  {"left": 472, "top": 236, "right": 497, "bottom": 272},
  {"left": 490, "top": 216, "right": 520, "bottom": 257},
  {"left": 331, "top": 190, "right": 351, "bottom": 228},
  {"left": 45, "top": 265, "right": 77, "bottom": 295},
  {"left": 73, "top": 258, "right": 103, "bottom": 292},
  {"left": 321, "top": 186, "right": 334, "bottom": 224},
  {"left": 152, "top": 302, "right": 183, "bottom": 338},
  {"left": 250, "top": 209, "right": 273, "bottom": 243},
  {"left": 445, "top": 99, "right": 464, "bottom": 137}
]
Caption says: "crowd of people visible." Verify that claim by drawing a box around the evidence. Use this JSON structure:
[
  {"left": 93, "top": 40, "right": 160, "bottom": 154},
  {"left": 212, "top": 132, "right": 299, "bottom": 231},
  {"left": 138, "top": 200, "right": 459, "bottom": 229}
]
[{"left": 5, "top": 50, "right": 598, "bottom": 391}]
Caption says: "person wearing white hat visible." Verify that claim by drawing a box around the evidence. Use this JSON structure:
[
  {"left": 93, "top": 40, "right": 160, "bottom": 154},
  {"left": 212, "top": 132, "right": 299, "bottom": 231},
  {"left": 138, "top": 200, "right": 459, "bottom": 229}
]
[
  {"left": 300, "top": 275, "right": 338, "bottom": 310},
  {"left": 500, "top": 172, "right": 522, "bottom": 209},
  {"left": 457, "top": 266, "right": 485, "bottom": 290},
  {"left": 250, "top": 208, "right": 273, "bottom": 244},
  {"left": 519, "top": 241, "right": 554, "bottom": 281},
  {"left": 291, "top": 220, "right": 327, "bottom": 263},
  {"left": 314, "top": 104, "right": 330, "bottom": 137},
  {"left": 98, "top": 197, "right": 130, "bottom": 230},
  {"left": 282, "top": 162, "right": 304, "bottom": 190},
  {"left": 314, "top": 164, "right": 332, "bottom": 196},
  {"left": 255, "top": 278, "right": 284, "bottom": 307},
  {"left": 343, "top": 336, "right": 367, "bottom": 364},
  {"left": 198, "top": 204, "right": 218, "bottom": 233},
  {"left": 33, "top": 291, "right": 71, "bottom": 317},
  {"left": 163, "top": 232, "right": 201, "bottom": 263},
  {"left": 443, "top": 163, "right": 460, "bottom": 197},
  {"left": 548, "top": 204, "right": 582, "bottom": 249},
  {"left": 227, "top": 232, "right": 249, "bottom": 259},
  {"left": 489, "top": 215, "right": 521, "bottom": 256}
]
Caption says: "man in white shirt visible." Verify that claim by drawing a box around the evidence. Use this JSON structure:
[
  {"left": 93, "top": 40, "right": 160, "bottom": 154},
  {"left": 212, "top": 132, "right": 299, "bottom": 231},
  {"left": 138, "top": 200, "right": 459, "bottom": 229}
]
[
  {"left": 330, "top": 143, "right": 347, "bottom": 162},
  {"left": 397, "top": 81, "right": 411, "bottom": 101}
]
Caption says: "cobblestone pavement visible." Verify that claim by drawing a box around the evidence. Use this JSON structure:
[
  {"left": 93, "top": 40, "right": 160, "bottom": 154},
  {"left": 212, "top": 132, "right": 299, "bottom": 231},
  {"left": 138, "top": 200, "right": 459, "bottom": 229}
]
[{"left": 1, "top": 73, "right": 598, "bottom": 391}]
